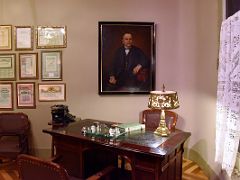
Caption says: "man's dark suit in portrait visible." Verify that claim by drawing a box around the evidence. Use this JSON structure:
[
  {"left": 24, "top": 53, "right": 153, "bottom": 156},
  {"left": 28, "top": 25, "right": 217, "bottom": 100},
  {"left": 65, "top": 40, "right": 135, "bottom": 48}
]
[{"left": 108, "top": 33, "right": 150, "bottom": 91}]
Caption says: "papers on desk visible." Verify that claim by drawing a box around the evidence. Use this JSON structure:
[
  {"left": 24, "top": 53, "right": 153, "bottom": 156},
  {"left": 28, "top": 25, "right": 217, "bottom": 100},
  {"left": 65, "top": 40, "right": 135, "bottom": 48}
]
[{"left": 117, "top": 122, "right": 145, "bottom": 132}]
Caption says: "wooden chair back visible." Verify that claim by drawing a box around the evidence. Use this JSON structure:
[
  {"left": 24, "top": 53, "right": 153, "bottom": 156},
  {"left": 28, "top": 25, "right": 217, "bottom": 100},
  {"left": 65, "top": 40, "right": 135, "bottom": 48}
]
[
  {"left": 141, "top": 109, "right": 178, "bottom": 132},
  {"left": 0, "top": 113, "right": 30, "bottom": 161},
  {"left": 17, "top": 154, "right": 116, "bottom": 180},
  {"left": 17, "top": 154, "right": 69, "bottom": 180}
]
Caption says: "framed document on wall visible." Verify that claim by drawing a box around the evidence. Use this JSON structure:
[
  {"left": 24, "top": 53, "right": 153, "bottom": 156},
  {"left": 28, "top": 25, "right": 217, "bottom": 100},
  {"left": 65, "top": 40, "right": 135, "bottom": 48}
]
[
  {"left": 41, "top": 51, "right": 62, "bottom": 81},
  {"left": 16, "top": 82, "right": 36, "bottom": 109},
  {"left": 36, "top": 26, "right": 67, "bottom": 49},
  {"left": 0, "top": 25, "right": 12, "bottom": 51},
  {"left": 19, "top": 53, "right": 38, "bottom": 80},
  {"left": 0, "top": 54, "right": 16, "bottom": 80},
  {"left": 0, "top": 82, "right": 13, "bottom": 110},
  {"left": 15, "top": 26, "right": 34, "bottom": 50},
  {"left": 38, "top": 83, "right": 66, "bottom": 102}
]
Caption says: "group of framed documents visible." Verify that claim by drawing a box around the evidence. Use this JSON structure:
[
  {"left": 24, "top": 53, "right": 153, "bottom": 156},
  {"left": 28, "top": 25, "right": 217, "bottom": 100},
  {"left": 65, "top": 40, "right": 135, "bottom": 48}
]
[
  {"left": 0, "top": 25, "right": 67, "bottom": 50},
  {"left": 0, "top": 25, "right": 67, "bottom": 110},
  {"left": 0, "top": 51, "right": 62, "bottom": 81},
  {"left": 0, "top": 82, "right": 66, "bottom": 110}
]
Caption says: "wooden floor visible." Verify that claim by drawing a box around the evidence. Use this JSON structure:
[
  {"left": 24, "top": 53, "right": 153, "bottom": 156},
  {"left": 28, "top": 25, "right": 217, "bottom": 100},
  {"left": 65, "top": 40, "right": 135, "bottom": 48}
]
[
  {"left": 182, "top": 158, "right": 208, "bottom": 180},
  {"left": 0, "top": 161, "right": 18, "bottom": 180},
  {"left": 0, "top": 158, "right": 208, "bottom": 180}
]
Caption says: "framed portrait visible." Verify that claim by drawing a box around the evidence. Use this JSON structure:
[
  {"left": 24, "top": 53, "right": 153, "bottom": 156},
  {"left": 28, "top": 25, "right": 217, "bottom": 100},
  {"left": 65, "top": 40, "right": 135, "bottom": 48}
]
[
  {"left": 0, "top": 25, "right": 12, "bottom": 50},
  {"left": 36, "top": 26, "right": 67, "bottom": 49},
  {"left": 98, "top": 21, "right": 155, "bottom": 95},
  {"left": 15, "top": 26, "right": 34, "bottom": 50},
  {"left": 0, "top": 82, "right": 13, "bottom": 110},
  {"left": 19, "top": 53, "right": 38, "bottom": 80},
  {"left": 16, "top": 82, "right": 36, "bottom": 109},
  {"left": 41, "top": 51, "right": 62, "bottom": 81},
  {"left": 38, "top": 83, "right": 66, "bottom": 101},
  {"left": 0, "top": 54, "right": 16, "bottom": 80}
]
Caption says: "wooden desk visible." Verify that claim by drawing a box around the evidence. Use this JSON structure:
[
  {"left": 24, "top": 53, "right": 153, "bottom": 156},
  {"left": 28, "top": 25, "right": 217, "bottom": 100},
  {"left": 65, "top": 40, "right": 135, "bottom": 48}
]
[{"left": 43, "top": 119, "right": 190, "bottom": 180}]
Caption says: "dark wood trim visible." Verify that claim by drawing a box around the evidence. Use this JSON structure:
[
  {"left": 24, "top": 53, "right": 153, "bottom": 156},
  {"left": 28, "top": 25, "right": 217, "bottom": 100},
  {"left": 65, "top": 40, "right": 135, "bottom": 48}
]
[{"left": 226, "top": 0, "right": 240, "bottom": 18}]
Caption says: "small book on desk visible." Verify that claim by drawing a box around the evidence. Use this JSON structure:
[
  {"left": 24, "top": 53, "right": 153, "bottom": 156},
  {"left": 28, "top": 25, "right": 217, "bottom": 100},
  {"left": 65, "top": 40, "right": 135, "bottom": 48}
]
[{"left": 117, "top": 122, "right": 145, "bottom": 132}]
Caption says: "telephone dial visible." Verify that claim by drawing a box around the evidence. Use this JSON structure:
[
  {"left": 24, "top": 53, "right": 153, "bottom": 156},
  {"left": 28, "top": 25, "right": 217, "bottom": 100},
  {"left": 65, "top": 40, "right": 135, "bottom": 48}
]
[{"left": 51, "top": 104, "right": 76, "bottom": 124}]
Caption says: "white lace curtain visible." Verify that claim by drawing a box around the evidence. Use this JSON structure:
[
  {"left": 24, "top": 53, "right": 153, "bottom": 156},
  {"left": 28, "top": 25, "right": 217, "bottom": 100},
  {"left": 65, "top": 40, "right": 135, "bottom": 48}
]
[{"left": 215, "top": 10, "right": 240, "bottom": 176}]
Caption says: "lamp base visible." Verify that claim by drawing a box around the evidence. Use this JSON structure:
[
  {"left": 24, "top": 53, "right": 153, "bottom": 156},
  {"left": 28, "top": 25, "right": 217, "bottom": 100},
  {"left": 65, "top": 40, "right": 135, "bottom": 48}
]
[{"left": 154, "top": 119, "right": 170, "bottom": 136}]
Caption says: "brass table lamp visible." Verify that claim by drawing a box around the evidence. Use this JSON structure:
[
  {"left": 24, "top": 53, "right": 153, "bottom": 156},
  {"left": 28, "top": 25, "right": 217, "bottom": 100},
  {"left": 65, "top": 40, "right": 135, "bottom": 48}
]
[{"left": 148, "top": 85, "right": 179, "bottom": 136}]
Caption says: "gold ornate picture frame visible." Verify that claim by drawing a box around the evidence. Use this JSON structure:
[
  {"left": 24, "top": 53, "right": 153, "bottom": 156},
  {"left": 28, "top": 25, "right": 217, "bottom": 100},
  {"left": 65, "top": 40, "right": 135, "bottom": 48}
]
[
  {"left": 0, "top": 25, "right": 12, "bottom": 51},
  {"left": 16, "top": 82, "right": 36, "bottom": 109},
  {"left": 38, "top": 83, "right": 66, "bottom": 102},
  {"left": 41, "top": 51, "right": 62, "bottom": 81},
  {"left": 0, "top": 54, "right": 16, "bottom": 80},
  {"left": 36, "top": 26, "right": 67, "bottom": 49},
  {"left": 0, "top": 82, "right": 13, "bottom": 110},
  {"left": 15, "top": 26, "right": 34, "bottom": 50},
  {"left": 19, "top": 53, "right": 38, "bottom": 80}
]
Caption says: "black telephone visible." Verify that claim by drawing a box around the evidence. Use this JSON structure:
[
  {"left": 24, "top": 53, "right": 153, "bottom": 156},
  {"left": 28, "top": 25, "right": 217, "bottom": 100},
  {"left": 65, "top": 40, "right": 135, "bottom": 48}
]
[{"left": 51, "top": 104, "right": 76, "bottom": 124}]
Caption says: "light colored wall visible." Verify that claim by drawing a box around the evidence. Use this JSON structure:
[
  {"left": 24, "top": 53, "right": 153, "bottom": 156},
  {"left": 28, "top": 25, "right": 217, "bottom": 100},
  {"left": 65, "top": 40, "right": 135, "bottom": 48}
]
[{"left": 0, "top": 0, "right": 221, "bottom": 178}]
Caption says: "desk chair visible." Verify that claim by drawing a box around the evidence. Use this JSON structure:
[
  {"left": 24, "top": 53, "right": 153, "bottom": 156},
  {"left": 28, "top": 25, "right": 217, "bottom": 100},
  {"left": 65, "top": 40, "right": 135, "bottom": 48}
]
[
  {"left": 141, "top": 109, "right": 178, "bottom": 132},
  {"left": 17, "top": 154, "right": 116, "bottom": 180},
  {"left": 0, "top": 113, "right": 30, "bottom": 163}
]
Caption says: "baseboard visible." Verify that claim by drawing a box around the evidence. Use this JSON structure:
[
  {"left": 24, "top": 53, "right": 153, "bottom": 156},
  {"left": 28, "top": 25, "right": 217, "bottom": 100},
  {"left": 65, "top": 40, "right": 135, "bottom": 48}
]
[
  {"left": 184, "top": 148, "right": 219, "bottom": 180},
  {"left": 29, "top": 148, "right": 51, "bottom": 159}
]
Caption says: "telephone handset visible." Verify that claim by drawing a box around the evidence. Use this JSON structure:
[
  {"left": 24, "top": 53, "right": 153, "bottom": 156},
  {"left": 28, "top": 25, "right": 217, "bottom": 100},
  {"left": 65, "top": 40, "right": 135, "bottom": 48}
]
[{"left": 51, "top": 104, "right": 76, "bottom": 124}]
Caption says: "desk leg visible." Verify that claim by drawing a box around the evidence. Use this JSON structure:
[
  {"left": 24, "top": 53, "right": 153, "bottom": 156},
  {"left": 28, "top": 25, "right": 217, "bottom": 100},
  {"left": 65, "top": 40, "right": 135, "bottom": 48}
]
[
  {"left": 79, "top": 148, "right": 84, "bottom": 178},
  {"left": 51, "top": 137, "right": 55, "bottom": 157}
]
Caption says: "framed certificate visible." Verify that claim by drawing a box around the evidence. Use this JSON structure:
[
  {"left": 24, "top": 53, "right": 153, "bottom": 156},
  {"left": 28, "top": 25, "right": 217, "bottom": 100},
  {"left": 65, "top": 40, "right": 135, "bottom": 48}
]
[
  {"left": 15, "top": 26, "right": 34, "bottom": 50},
  {"left": 0, "top": 25, "right": 12, "bottom": 50},
  {"left": 0, "top": 54, "right": 16, "bottom": 80},
  {"left": 16, "top": 82, "right": 36, "bottom": 109},
  {"left": 36, "top": 26, "right": 67, "bottom": 49},
  {"left": 0, "top": 82, "right": 13, "bottom": 110},
  {"left": 19, "top": 53, "right": 38, "bottom": 79},
  {"left": 41, "top": 51, "right": 62, "bottom": 80},
  {"left": 38, "top": 83, "right": 66, "bottom": 101}
]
